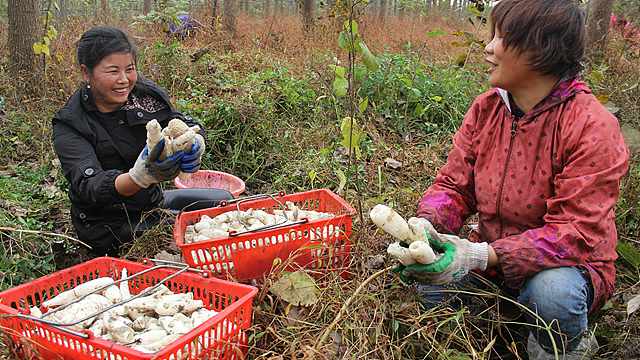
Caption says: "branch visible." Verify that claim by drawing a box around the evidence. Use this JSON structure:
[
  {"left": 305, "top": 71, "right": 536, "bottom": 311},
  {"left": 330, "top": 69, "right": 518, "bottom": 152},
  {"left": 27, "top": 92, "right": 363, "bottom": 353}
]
[{"left": 0, "top": 226, "right": 92, "bottom": 249}]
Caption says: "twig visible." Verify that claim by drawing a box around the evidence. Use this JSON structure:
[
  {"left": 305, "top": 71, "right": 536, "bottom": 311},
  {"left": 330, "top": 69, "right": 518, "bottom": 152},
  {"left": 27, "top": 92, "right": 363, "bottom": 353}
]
[
  {"left": 0, "top": 226, "right": 92, "bottom": 249},
  {"left": 314, "top": 265, "right": 393, "bottom": 350}
]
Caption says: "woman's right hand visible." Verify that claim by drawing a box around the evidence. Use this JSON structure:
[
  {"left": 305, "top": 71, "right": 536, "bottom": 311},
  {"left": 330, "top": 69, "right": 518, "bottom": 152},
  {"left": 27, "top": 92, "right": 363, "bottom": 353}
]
[{"left": 128, "top": 140, "right": 184, "bottom": 188}]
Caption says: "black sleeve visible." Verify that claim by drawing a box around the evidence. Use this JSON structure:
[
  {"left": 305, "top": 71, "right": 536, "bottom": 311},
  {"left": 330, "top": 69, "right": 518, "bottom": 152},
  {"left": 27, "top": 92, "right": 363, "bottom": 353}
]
[{"left": 52, "top": 120, "right": 124, "bottom": 206}]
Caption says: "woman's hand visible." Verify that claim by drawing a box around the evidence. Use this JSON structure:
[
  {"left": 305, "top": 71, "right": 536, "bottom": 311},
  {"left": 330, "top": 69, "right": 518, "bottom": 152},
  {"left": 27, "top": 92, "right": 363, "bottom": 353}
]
[
  {"left": 128, "top": 139, "right": 184, "bottom": 188},
  {"left": 180, "top": 134, "right": 205, "bottom": 173},
  {"left": 401, "top": 233, "right": 490, "bottom": 285}
]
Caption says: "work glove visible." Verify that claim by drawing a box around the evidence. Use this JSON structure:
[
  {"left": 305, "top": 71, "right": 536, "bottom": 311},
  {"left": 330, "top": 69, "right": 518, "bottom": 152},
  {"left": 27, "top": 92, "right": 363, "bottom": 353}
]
[
  {"left": 129, "top": 139, "right": 185, "bottom": 188},
  {"left": 397, "top": 227, "right": 489, "bottom": 285},
  {"left": 180, "top": 134, "right": 205, "bottom": 173}
]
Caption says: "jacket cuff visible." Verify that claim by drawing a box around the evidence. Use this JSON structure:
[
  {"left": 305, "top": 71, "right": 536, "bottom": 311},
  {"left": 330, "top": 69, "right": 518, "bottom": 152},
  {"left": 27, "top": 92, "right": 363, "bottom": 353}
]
[{"left": 98, "top": 169, "right": 123, "bottom": 203}]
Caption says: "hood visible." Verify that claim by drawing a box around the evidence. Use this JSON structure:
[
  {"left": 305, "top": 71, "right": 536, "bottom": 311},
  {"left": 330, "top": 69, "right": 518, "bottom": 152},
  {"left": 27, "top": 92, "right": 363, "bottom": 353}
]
[{"left": 496, "top": 77, "right": 592, "bottom": 120}]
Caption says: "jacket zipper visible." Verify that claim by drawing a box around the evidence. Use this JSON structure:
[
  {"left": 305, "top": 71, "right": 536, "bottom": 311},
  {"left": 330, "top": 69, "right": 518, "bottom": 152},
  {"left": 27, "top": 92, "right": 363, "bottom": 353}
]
[{"left": 496, "top": 117, "right": 518, "bottom": 238}]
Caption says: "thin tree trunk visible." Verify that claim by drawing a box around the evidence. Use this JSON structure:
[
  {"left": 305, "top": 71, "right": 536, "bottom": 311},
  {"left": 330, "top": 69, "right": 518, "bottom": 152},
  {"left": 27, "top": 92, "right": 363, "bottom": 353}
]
[
  {"left": 378, "top": 0, "right": 386, "bottom": 22},
  {"left": 143, "top": 0, "right": 152, "bottom": 14},
  {"left": 8, "top": 0, "right": 40, "bottom": 97},
  {"left": 586, "top": 0, "right": 615, "bottom": 60},
  {"left": 223, "top": 0, "right": 237, "bottom": 36},
  {"left": 302, "top": 0, "right": 314, "bottom": 32},
  {"left": 263, "top": 0, "right": 270, "bottom": 17},
  {"left": 212, "top": 0, "right": 219, "bottom": 25},
  {"left": 100, "top": 0, "right": 108, "bottom": 14}
]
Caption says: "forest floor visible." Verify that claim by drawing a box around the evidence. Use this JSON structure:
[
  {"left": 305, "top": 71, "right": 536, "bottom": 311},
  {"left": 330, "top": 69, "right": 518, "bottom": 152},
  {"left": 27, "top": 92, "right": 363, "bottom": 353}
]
[{"left": 0, "top": 10, "right": 639, "bottom": 359}]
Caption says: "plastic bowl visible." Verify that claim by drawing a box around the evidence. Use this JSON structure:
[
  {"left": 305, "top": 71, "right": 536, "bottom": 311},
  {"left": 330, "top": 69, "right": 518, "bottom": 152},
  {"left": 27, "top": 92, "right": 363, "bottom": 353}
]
[{"left": 174, "top": 170, "right": 246, "bottom": 198}]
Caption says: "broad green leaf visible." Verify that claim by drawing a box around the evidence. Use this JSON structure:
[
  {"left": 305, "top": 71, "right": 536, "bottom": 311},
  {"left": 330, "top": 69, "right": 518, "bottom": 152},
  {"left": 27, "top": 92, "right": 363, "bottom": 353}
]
[
  {"left": 308, "top": 169, "right": 317, "bottom": 183},
  {"left": 333, "top": 65, "right": 346, "bottom": 78},
  {"left": 269, "top": 271, "right": 319, "bottom": 306},
  {"left": 343, "top": 19, "right": 359, "bottom": 37},
  {"left": 358, "top": 41, "right": 379, "bottom": 72},
  {"left": 32, "top": 42, "right": 43, "bottom": 55},
  {"left": 340, "top": 116, "right": 364, "bottom": 159},
  {"left": 47, "top": 26, "right": 58, "bottom": 39},
  {"left": 333, "top": 77, "right": 348, "bottom": 97},
  {"left": 338, "top": 31, "right": 351, "bottom": 50},
  {"left": 430, "top": 95, "right": 443, "bottom": 103},
  {"left": 359, "top": 97, "right": 369, "bottom": 113},
  {"left": 335, "top": 169, "right": 347, "bottom": 195},
  {"left": 618, "top": 241, "right": 640, "bottom": 269},
  {"left": 426, "top": 28, "right": 447, "bottom": 37},
  {"left": 354, "top": 65, "right": 367, "bottom": 82}
]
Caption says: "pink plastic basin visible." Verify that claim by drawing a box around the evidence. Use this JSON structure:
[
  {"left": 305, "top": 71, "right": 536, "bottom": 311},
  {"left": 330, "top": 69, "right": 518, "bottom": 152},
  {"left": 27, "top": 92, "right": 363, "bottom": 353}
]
[{"left": 174, "top": 170, "right": 246, "bottom": 198}]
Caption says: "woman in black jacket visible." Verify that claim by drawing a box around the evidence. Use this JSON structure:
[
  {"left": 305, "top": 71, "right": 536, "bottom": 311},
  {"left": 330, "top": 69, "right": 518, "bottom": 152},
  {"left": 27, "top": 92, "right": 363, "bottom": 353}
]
[{"left": 53, "top": 26, "right": 227, "bottom": 256}]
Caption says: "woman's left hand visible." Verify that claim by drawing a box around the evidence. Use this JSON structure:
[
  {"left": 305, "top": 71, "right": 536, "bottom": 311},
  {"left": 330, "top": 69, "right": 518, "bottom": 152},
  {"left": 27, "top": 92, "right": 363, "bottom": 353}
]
[
  {"left": 180, "top": 134, "right": 205, "bottom": 173},
  {"left": 401, "top": 233, "right": 490, "bottom": 285}
]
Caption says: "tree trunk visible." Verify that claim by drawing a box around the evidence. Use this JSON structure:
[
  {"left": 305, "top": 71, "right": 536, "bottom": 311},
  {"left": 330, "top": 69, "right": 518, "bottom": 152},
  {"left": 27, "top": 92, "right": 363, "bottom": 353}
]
[
  {"left": 223, "top": 0, "right": 237, "bottom": 36},
  {"left": 263, "top": 0, "right": 271, "bottom": 17},
  {"left": 100, "top": 0, "right": 108, "bottom": 14},
  {"left": 378, "top": 0, "right": 387, "bottom": 23},
  {"left": 212, "top": 0, "right": 219, "bottom": 25},
  {"left": 143, "top": 0, "right": 152, "bottom": 14},
  {"left": 586, "top": 0, "right": 614, "bottom": 60},
  {"left": 302, "top": 0, "right": 314, "bottom": 32},
  {"left": 8, "top": 0, "right": 40, "bottom": 97},
  {"left": 56, "top": 0, "right": 69, "bottom": 20}
]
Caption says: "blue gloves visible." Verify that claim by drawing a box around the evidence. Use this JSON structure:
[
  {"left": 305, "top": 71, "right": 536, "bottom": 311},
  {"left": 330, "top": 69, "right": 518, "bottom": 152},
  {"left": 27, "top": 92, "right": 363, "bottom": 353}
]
[
  {"left": 180, "top": 134, "right": 205, "bottom": 173},
  {"left": 129, "top": 140, "right": 185, "bottom": 188}
]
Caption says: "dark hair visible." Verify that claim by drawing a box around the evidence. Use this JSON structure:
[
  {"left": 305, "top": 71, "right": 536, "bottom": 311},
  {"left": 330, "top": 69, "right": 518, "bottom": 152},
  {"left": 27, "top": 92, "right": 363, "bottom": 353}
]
[
  {"left": 76, "top": 26, "right": 137, "bottom": 71},
  {"left": 490, "top": 0, "right": 585, "bottom": 78}
]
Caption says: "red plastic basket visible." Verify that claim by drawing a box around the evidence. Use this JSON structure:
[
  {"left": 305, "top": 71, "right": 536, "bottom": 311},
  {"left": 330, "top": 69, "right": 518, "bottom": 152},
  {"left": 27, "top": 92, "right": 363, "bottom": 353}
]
[
  {"left": 173, "top": 189, "right": 356, "bottom": 281},
  {"left": 0, "top": 257, "right": 257, "bottom": 360}
]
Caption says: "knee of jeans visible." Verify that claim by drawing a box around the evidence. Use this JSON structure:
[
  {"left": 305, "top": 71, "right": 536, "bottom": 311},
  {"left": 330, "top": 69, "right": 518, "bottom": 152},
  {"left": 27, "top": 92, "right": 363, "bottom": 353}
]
[{"left": 519, "top": 268, "right": 589, "bottom": 334}]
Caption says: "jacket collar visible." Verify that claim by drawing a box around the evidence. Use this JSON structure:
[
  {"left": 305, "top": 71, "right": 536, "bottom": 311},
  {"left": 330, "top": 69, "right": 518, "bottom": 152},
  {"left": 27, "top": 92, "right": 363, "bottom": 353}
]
[{"left": 496, "top": 77, "right": 591, "bottom": 120}]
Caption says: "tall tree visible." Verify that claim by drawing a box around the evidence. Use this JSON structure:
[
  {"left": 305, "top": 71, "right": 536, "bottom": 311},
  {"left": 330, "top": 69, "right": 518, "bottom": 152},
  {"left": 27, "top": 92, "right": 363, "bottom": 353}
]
[
  {"left": 143, "top": 0, "right": 153, "bottom": 14},
  {"left": 587, "top": 0, "right": 615, "bottom": 60},
  {"left": 302, "top": 0, "right": 314, "bottom": 32},
  {"left": 8, "top": 0, "right": 40, "bottom": 95},
  {"left": 223, "top": 0, "right": 237, "bottom": 36}
]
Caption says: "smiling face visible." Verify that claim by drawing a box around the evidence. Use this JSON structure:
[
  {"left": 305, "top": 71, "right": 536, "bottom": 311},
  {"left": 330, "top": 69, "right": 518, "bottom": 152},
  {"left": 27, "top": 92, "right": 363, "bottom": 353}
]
[
  {"left": 484, "top": 29, "right": 537, "bottom": 91},
  {"left": 82, "top": 52, "right": 137, "bottom": 113}
]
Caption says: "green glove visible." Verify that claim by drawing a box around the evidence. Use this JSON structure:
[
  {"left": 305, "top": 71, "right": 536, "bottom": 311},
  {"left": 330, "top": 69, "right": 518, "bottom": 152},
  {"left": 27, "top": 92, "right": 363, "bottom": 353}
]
[{"left": 401, "top": 231, "right": 489, "bottom": 285}]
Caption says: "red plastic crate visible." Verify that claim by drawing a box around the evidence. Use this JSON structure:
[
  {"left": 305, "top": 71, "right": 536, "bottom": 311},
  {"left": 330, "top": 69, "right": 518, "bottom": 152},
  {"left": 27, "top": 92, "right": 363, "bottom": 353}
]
[
  {"left": 174, "top": 189, "right": 356, "bottom": 281},
  {"left": 0, "top": 257, "right": 257, "bottom": 360}
]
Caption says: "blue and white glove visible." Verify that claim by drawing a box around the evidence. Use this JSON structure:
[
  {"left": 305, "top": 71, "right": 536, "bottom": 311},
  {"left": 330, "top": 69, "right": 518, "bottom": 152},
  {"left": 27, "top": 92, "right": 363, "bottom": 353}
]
[
  {"left": 129, "top": 140, "right": 185, "bottom": 188},
  {"left": 180, "top": 134, "right": 205, "bottom": 173}
]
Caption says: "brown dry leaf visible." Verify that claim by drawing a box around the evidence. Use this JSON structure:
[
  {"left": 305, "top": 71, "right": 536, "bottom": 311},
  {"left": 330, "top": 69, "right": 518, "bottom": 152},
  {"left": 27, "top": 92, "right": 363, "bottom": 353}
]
[
  {"left": 627, "top": 293, "right": 640, "bottom": 316},
  {"left": 269, "top": 271, "right": 319, "bottom": 307},
  {"left": 384, "top": 157, "right": 403, "bottom": 169}
]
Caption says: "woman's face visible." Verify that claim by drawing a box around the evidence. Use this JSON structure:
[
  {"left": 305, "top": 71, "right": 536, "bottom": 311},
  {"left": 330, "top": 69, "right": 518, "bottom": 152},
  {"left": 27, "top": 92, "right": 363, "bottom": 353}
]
[
  {"left": 484, "top": 29, "right": 536, "bottom": 91},
  {"left": 82, "top": 52, "right": 137, "bottom": 113}
]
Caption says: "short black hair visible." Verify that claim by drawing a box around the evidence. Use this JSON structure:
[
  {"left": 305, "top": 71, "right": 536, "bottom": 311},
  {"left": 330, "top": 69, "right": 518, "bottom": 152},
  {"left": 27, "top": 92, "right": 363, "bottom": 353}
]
[
  {"left": 76, "top": 26, "right": 137, "bottom": 71},
  {"left": 491, "top": 0, "right": 585, "bottom": 78}
]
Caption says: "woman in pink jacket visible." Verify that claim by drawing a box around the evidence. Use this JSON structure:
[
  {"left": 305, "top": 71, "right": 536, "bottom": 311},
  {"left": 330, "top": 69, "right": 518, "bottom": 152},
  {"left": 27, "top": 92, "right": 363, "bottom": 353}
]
[{"left": 400, "top": 0, "right": 629, "bottom": 358}]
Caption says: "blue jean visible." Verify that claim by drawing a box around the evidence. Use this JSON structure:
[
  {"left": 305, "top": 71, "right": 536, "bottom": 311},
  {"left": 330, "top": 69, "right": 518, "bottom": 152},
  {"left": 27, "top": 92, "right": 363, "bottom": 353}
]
[{"left": 416, "top": 267, "right": 593, "bottom": 353}]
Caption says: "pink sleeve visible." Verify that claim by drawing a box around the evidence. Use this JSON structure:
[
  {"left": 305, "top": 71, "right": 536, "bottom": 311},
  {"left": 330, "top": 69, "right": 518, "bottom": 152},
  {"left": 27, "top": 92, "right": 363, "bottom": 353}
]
[{"left": 417, "top": 100, "right": 479, "bottom": 234}]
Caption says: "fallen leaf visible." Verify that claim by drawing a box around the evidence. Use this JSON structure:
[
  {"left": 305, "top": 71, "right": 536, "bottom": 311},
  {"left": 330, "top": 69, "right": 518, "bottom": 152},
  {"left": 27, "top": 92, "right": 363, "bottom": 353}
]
[
  {"left": 384, "top": 157, "right": 403, "bottom": 169},
  {"left": 269, "top": 271, "right": 319, "bottom": 306},
  {"left": 153, "top": 250, "right": 183, "bottom": 263},
  {"left": 366, "top": 254, "right": 385, "bottom": 270},
  {"left": 627, "top": 293, "right": 640, "bottom": 316}
]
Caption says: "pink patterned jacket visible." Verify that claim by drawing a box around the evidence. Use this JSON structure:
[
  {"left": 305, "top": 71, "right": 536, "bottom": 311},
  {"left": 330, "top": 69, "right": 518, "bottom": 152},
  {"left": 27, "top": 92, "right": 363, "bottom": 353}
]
[{"left": 417, "top": 79, "right": 629, "bottom": 312}]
